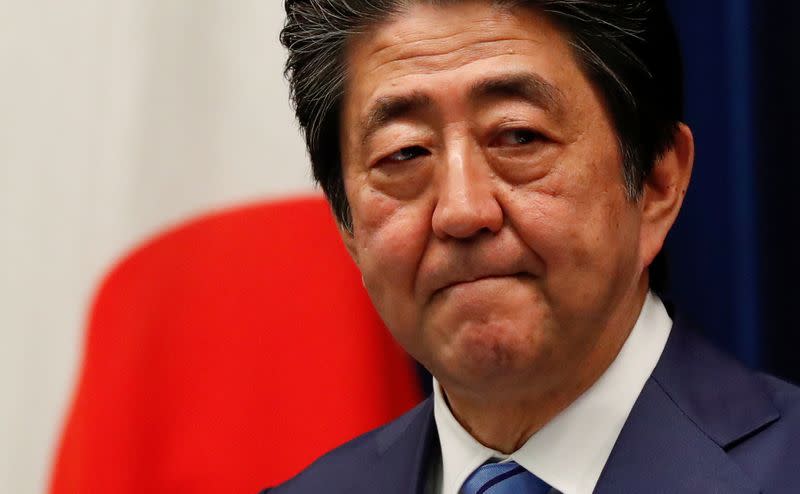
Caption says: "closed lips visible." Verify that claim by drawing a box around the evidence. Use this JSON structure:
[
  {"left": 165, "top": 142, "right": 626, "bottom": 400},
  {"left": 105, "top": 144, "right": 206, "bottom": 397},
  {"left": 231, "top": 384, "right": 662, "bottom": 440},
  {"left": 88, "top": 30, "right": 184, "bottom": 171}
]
[{"left": 432, "top": 271, "right": 533, "bottom": 298}]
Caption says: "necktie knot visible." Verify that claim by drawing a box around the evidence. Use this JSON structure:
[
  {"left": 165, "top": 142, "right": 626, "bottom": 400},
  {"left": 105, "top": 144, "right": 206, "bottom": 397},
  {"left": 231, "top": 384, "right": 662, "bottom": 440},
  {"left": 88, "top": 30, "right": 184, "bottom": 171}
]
[{"left": 460, "top": 460, "right": 551, "bottom": 494}]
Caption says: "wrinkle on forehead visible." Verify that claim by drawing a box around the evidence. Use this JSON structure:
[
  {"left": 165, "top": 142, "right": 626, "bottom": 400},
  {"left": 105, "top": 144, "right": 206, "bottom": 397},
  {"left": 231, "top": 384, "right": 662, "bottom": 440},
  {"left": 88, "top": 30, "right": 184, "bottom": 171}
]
[{"left": 371, "top": 38, "right": 543, "bottom": 77}]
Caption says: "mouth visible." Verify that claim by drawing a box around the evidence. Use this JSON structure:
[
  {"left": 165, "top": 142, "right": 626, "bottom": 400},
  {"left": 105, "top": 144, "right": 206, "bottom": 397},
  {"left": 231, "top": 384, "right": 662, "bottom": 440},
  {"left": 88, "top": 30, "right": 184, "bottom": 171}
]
[{"left": 433, "top": 272, "right": 531, "bottom": 298}]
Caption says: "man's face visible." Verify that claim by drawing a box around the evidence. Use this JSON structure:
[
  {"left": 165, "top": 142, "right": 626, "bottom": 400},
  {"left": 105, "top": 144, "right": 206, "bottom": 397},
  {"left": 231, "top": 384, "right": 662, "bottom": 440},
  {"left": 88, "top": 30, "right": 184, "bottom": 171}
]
[{"left": 339, "top": 3, "right": 654, "bottom": 397}]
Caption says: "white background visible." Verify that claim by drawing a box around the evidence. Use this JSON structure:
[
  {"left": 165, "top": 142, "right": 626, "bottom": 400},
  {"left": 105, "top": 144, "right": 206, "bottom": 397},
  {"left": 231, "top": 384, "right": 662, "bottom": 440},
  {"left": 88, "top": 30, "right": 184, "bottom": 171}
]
[{"left": 0, "top": 1, "right": 313, "bottom": 492}]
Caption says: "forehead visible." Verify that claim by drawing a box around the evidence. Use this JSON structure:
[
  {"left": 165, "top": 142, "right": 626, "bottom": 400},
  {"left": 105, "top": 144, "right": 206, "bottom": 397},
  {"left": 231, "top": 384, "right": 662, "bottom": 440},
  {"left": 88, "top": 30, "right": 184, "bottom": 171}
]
[
  {"left": 355, "top": 3, "right": 555, "bottom": 64},
  {"left": 341, "top": 2, "right": 589, "bottom": 124}
]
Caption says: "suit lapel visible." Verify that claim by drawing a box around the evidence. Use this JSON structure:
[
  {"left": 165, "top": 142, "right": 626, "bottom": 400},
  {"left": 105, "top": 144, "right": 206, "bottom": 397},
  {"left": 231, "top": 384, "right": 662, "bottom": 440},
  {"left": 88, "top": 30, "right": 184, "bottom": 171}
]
[
  {"left": 595, "top": 321, "right": 779, "bottom": 493},
  {"left": 595, "top": 379, "right": 760, "bottom": 493},
  {"left": 351, "top": 398, "right": 437, "bottom": 494}
]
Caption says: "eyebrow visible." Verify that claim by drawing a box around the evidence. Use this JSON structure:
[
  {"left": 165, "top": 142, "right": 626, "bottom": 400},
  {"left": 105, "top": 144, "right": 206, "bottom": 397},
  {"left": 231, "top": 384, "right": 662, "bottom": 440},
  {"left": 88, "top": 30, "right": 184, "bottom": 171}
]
[
  {"left": 468, "top": 72, "right": 564, "bottom": 118},
  {"left": 360, "top": 91, "right": 432, "bottom": 145},
  {"left": 359, "top": 72, "right": 564, "bottom": 145}
]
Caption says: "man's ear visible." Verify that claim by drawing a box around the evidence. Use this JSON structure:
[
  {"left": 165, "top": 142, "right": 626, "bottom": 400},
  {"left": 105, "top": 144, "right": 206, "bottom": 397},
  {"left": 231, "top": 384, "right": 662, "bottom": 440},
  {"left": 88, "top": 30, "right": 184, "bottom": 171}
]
[
  {"left": 338, "top": 222, "right": 360, "bottom": 266},
  {"left": 639, "top": 123, "right": 694, "bottom": 268}
]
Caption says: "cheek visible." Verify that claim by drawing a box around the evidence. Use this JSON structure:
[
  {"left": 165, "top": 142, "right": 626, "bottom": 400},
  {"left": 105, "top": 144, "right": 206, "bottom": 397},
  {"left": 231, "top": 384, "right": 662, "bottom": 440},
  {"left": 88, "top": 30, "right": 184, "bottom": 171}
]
[
  {"left": 350, "top": 187, "right": 432, "bottom": 320},
  {"left": 507, "top": 179, "right": 638, "bottom": 306},
  {"left": 510, "top": 191, "right": 591, "bottom": 272}
]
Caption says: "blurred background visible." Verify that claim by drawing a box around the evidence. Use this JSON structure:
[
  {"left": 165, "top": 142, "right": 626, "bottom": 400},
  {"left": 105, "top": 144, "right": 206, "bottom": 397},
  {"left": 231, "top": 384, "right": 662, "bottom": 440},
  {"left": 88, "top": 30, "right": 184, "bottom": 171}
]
[{"left": 1, "top": 0, "right": 797, "bottom": 493}]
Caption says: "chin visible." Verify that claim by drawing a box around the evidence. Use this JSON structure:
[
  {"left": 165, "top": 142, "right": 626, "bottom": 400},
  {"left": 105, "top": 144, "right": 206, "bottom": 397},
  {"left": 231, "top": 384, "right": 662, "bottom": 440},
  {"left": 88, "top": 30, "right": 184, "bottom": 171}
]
[{"left": 432, "top": 317, "right": 550, "bottom": 387}]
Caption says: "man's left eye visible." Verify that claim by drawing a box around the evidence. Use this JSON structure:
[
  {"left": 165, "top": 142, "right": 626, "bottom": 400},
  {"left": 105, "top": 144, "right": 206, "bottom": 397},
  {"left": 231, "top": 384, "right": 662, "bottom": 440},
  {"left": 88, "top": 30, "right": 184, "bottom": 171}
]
[{"left": 491, "top": 129, "right": 539, "bottom": 147}]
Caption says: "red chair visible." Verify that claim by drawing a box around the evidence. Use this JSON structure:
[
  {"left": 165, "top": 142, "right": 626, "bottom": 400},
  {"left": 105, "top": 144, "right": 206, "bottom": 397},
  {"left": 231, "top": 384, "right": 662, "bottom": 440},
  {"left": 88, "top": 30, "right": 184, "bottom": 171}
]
[{"left": 49, "top": 196, "right": 423, "bottom": 494}]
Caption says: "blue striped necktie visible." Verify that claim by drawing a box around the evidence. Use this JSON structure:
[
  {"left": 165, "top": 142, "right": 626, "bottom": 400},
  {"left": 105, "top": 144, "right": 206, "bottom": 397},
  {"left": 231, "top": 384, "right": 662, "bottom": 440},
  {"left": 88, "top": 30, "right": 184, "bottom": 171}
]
[{"left": 460, "top": 461, "right": 552, "bottom": 494}]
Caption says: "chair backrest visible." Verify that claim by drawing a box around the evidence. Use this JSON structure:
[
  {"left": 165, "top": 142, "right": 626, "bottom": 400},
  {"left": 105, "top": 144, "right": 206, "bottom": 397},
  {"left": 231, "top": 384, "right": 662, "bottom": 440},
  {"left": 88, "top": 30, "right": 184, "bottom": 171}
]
[{"left": 49, "top": 196, "right": 423, "bottom": 494}]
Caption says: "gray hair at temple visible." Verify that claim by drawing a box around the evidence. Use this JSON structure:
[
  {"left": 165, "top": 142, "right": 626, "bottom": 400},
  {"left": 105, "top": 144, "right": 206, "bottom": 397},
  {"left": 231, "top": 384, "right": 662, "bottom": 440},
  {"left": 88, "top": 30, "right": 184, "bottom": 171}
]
[{"left": 280, "top": 0, "right": 683, "bottom": 292}]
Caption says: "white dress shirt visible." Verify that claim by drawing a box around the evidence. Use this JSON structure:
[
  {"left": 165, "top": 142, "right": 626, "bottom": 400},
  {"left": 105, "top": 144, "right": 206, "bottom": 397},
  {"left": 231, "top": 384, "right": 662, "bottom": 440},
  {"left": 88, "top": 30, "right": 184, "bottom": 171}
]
[{"left": 428, "top": 292, "right": 673, "bottom": 494}]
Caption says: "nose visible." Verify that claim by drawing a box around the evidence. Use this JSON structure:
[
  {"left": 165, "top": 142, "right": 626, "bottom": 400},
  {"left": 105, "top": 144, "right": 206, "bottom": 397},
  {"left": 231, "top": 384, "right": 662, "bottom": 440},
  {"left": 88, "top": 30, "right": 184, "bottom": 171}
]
[{"left": 431, "top": 142, "right": 503, "bottom": 239}]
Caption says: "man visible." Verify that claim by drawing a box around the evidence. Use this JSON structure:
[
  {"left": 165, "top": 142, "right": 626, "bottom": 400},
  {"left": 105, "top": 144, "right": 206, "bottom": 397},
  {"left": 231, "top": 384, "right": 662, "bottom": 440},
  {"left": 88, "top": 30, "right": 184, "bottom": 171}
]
[{"left": 266, "top": 1, "right": 800, "bottom": 492}]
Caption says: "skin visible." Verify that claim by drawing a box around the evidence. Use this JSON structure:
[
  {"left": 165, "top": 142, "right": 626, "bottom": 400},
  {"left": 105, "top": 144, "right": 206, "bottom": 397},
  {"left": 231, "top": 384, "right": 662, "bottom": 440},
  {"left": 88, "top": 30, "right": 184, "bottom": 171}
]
[{"left": 338, "top": 1, "right": 694, "bottom": 453}]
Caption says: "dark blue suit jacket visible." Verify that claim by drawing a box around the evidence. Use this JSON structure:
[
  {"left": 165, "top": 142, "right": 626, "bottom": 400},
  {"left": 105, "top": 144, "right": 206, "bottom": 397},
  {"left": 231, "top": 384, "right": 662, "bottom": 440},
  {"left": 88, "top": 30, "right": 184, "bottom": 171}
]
[{"left": 264, "top": 322, "right": 800, "bottom": 493}]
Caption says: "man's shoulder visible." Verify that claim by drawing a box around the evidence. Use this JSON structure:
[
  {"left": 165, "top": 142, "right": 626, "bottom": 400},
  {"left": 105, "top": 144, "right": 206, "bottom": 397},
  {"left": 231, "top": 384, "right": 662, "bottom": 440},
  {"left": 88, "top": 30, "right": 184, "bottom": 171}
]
[
  {"left": 597, "top": 323, "right": 800, "bottom": 492},
  {"left": 757, "top": 371, "right": 800, "bottom": 410},
  {"left": 727, "top": 371, "right": 800, "bottom": 490},
  {"left": 747, "top": 370, "right": 800, "bottom": 442},
  {"left": 656, "top": 322, "right": 800, "bottom": 438},
  {"left": 649, "top": 324, "right": 800, "bottom": 488},
  {"left": 263, "top": 398, "right": 434, "bottom": 494}
]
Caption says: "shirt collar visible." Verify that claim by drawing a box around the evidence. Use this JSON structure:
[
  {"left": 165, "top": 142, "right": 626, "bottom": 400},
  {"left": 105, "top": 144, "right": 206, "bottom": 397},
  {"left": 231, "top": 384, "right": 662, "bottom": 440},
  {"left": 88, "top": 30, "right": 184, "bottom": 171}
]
[{"left": 433, "top": 291, "right": 673, "bottom": 494}]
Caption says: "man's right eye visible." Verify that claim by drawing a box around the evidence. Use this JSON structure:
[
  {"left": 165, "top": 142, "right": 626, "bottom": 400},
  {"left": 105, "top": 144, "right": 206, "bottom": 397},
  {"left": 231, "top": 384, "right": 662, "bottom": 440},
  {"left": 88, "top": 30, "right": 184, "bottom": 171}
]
[{"left": 382, "top": 146, "right": 430, "bottom": 164}]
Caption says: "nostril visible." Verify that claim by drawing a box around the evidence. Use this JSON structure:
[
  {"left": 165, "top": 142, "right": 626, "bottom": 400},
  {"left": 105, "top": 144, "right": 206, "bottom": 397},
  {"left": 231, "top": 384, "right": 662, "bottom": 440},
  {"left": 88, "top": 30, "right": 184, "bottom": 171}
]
[
  {"left": 431, "top": 169, "right": 504, "bottom": 239},
  {"left": 431, "top": 203, "right": 504, "bottom": 240}
]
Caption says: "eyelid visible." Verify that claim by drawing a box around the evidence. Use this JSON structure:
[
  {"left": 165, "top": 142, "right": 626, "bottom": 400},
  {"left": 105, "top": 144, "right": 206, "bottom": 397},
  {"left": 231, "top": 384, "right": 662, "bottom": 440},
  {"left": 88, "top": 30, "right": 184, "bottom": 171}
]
[
  {"left": 490, "top": 127, "right": 541, "bottom": 147},
  {"left": 373, "top": 145, "right": 430, "bottom": 167},
  {"left": 366, "top": 124, "right": 435, "bottom": 165}
]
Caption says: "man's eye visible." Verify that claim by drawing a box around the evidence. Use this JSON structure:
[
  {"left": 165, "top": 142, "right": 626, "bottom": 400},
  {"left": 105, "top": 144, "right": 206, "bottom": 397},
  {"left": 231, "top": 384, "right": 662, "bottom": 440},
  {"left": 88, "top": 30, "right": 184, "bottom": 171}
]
[
  {"left": 384, "top": 146, "right": 430, "bottom": 163},
  {"left": 492, "top": 129, "right": 540, "bottom": 147}
]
